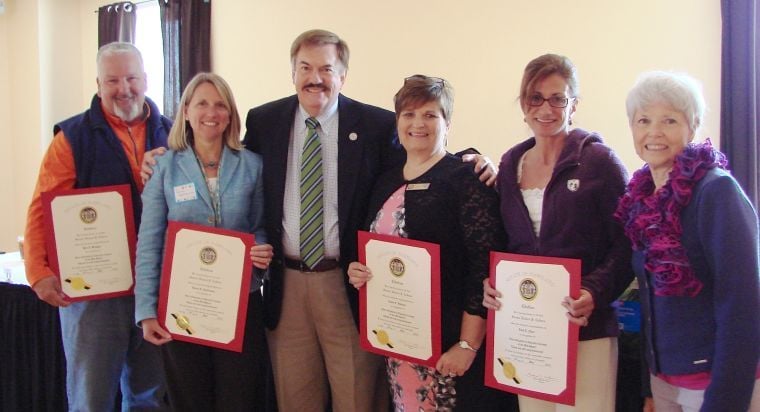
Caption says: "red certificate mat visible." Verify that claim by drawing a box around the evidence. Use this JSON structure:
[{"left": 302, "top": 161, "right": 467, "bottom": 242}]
[
  {"left": 41, "top": 184, "right": 136, "bottom": 301},
  {"left": 358, "top": 231, "right": 441, "bottom": 368},
  {"left": 158, "top": 221, "right": 255, "bottom": 352},
  {"left": 485, "top": 252, "right": 581, "bottom": 405}
]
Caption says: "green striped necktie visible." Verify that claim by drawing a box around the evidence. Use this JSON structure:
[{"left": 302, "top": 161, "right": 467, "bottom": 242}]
[{"left": 299, "top": 117, "right": 325, "bottom": 269}]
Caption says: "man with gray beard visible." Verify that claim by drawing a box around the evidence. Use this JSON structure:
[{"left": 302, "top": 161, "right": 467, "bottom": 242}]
[{"left": 23, "top": 42, "right": 171, "bottom": 411}]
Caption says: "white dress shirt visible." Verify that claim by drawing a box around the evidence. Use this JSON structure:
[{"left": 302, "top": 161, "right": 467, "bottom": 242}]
[{"left": 281, "top": 101, "right": 340, "bottom": 259}]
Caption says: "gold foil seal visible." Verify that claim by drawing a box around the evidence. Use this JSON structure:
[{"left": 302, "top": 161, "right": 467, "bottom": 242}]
[{"left": 171, "top": 313, "right": 195, "bottom": 335}]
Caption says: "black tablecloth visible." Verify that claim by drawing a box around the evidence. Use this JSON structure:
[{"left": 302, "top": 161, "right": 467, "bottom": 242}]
[{"left": 0, "top": 282, "right": 67, "bottom": 411}]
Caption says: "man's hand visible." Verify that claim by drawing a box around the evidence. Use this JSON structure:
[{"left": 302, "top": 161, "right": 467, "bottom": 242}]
[
  {"left": 32, "top": 275, "right": 70, "bottom": 307},
  {"left": 462, "top": 153, "right": 497, "bottom": 186},
  {"left": 141, "top": 147, "right": 167, "bottom": 184}
]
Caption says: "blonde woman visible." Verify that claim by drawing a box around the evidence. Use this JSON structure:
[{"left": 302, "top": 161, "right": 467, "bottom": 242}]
[{"left": 135, "top": 73, "right": 273, "bottom": 411}]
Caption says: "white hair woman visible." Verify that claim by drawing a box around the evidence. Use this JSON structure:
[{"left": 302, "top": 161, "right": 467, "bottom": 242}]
[{"left": 615, "top": 71, "right": 760, "bottom": 411}]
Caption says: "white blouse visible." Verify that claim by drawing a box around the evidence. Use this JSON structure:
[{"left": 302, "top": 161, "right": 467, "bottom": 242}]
[{"left": 517, "top": 152, "right": 545, "bottom": 237}]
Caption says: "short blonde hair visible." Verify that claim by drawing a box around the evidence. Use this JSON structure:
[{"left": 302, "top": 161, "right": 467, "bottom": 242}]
[{"left": 167, "top": 73, "right": 242, "bottom": 151}]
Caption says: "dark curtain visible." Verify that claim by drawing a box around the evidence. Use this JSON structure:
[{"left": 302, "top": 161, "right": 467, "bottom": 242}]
[
  {"left": 97, "top": 2, "right": 137, "bottom": 47},
  {"left": 0, "top": 283, "right": 67, "bottom": 411},
  {"left": 720, "top": 0, "right": 760, "bottom": 208},
  {"left": 159, "top": 0, "right": 212, "bottom": 119}
]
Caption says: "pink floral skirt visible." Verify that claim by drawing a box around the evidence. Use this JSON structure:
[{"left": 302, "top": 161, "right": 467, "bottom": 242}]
[{"left": 386, "top": 357, "right": 457, "bottom": 411}]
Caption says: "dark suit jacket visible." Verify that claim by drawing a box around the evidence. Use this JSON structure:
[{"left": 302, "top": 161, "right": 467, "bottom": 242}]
[{"left": 243, "top": 94, "right": 403, "bottom": 329}]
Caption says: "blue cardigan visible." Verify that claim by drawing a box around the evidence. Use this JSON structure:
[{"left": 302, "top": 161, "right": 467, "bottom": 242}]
[
  {"left": 635, "top": 168, "right": 760, "bottom": 411},
  {"left": 134, "top": 145, "right": 267, "bottom": 324}
]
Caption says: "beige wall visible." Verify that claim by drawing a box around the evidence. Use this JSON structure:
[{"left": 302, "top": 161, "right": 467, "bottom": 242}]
[
  {"left": 0, "top": 0, "right": 88, "bottom": 253},
  {"left": 0, "top": 0, "right": 721, "bottom": 252},
  {"left": 0, "top": 0, "right": 42, "bottom": 254},
  {"left": 0, "top": 6, "right": 10, "bottom": 253},
  {"left": 210, "top": 0, "right": 721, "bottom": 169}
]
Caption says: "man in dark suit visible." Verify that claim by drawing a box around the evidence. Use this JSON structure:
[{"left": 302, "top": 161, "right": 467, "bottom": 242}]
[{"left": 242, "top": 29, "right": 399, "bottom": 412}]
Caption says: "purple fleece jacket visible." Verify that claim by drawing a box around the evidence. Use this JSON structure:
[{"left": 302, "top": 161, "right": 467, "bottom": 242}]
[{"left": 496, "top": 128, "right": 633, "bottom": 341}]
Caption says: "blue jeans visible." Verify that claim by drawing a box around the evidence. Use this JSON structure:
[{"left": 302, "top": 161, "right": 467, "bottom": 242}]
[{"left": 59, "top": 295, "right": 167, "bottom": 411}]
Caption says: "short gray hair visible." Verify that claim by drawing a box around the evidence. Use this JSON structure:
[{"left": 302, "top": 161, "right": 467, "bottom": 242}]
[
  {"left": 625, "top": 71, "right": 705, "bottom": 133},
  {"left": 96, "top": 42, "right": 144, "bottom": 77}
]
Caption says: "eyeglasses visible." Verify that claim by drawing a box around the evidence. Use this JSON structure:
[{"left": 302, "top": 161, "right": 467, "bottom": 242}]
[
  {"left": 527, "top": 94, "right": 574, "bottom": 108},
  {"left": 404, "top": 75, "right": 446, "bottom": 86}
]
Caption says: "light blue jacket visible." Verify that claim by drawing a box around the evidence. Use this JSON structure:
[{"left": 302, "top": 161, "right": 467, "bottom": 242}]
[{"left": 134, "top": 145, "right": 267, "bottom": 324}]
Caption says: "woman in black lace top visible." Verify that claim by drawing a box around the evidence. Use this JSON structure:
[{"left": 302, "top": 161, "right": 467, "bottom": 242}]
[{"left": 347, "top": 75, "right": 516, "bottom": 411}]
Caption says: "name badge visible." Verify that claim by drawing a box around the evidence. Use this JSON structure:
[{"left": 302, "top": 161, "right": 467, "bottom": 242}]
[
  {"left": 174, "top": 183, "right": 197, "bottom": 202},
  {"left": 406, "top": 183, "right": 430, "bottom": 191}
]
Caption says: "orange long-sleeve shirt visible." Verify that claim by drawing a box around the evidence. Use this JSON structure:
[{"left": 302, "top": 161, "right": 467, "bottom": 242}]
[{"left": 24, "top": 103, "right": 150, "bottom": 286}]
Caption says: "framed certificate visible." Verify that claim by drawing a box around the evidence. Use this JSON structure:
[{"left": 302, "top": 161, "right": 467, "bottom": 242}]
[
  {"left": 358, "top": 231, "right": 441, "bottom": 368},
  {"left": 158, "top": 221, "right": 255, "bottom": 353},
  {"left": 485, "top": 252, "right": 581, "bottom": 405},
  {"left": 41, "top": 184, "right": 136, "bottom": 301}
]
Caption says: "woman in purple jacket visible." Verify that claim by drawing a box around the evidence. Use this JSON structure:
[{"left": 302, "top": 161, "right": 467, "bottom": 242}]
[
  {"left": 615, "top": 71, "right": 759, "bottom": 411},
  {"left": 483, "top": 54, "right": 633, "bottom": 411}
]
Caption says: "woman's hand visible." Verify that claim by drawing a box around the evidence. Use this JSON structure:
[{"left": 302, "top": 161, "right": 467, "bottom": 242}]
[
  {"left": 435, "top": 343, "right": 477, "bottom": 377},
  {"left": 562, "top": 288, "right": 595, "bottom": 326},
  {"left": 347, "top": 262, "right": 372, "bottom": 289},
  {"left": 141, "top": 318, "right": 172, "bottom": 345},
  {"left": 643, "top": 396, "right": 655, "bottom": 412},
  {"left": 482, "top": 278, "right": 502, "bottom": 310},
  {"left": 250, "top": 243, "right": 274, "bottom": 269}
]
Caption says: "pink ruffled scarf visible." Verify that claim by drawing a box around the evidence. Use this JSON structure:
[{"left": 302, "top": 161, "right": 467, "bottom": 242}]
[{"left": 615, "top": 139, "right": 727, "bottom": 297}]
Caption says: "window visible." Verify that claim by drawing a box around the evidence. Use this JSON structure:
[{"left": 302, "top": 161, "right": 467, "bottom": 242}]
[{"left": 134, "top": 1, "right": 164, "bottom": 109}]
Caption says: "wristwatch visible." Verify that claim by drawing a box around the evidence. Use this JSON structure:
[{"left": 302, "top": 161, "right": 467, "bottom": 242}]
[{"left": 458, "top": 340, "right": 478, "bottom": 352}]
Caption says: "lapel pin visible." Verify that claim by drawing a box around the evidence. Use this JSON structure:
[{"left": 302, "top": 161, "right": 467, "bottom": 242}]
[{"left": 349, "top": 132, "right": 358, "bottom": 141}]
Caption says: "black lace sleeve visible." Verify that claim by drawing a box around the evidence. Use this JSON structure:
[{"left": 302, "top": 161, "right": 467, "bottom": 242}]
[{"left": 456, "top": 169, "right": 508, "bottom": 318}]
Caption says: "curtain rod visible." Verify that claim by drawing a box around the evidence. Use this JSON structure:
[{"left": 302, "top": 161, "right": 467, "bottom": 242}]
[
  {"left": 93, "top": 0, "right": 154, "bottom": 14},
  {"left": 94, "top": 0, "right": 210, "bottom": 12}
]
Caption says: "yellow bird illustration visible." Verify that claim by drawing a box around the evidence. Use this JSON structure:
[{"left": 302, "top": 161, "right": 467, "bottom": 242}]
[
  {"left": 372, "top": 329, "right": 394, "bottom": 348},
  {"left": 64, "top": 276, "right": 92, "bottom": 291}
]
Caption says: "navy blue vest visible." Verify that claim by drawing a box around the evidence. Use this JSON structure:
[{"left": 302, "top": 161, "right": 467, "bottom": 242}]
[{"left": 54, "top": 95, "right": 172, "bottom": 229}]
